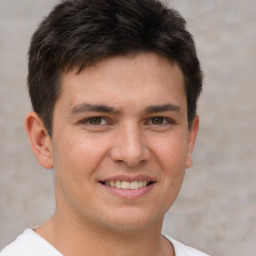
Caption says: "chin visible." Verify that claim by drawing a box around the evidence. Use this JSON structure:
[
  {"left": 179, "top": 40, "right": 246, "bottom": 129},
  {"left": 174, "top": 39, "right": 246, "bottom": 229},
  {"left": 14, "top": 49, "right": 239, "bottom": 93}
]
[{"left": 100, "top": 209, "right": 163, "bottom": 233}]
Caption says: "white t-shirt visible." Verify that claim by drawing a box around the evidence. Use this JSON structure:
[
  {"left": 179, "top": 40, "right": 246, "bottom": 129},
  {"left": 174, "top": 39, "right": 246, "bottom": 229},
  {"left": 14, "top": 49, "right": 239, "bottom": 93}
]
[{"left": 0, "top": 229, "right": 209, "bottom": 256}]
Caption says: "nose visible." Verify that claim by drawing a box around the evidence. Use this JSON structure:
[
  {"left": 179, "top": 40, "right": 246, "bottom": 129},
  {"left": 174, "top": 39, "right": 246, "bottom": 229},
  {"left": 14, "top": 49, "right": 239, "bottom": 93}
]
[{"left": 109, "top": 123, "right": 150, "bottom": 167}]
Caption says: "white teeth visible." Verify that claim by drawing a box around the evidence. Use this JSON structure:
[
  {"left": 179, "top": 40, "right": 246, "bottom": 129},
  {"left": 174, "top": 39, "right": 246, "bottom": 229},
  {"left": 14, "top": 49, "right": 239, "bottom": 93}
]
[
  {"left": 122, "top": 181, "right": 130, "bottom": 189},
  {"left": 115, "top": 180, "right": 121, "bottom": 189},
  {"left": 130, "top": 181, "right": 138, "bottom": 189},
  {"left": 104, "top": 180, "right": 150, "bottom": 190}
]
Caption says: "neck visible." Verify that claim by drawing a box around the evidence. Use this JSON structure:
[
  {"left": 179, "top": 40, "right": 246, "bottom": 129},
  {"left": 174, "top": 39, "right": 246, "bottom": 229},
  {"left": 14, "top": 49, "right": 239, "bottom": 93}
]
[{"left": 36, "top": 212, "right": 174, "bottom": 256}]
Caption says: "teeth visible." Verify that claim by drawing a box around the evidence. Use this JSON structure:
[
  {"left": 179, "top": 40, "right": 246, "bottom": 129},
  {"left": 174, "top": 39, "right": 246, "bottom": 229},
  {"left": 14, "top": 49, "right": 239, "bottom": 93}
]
[
  {"left": 122, "top": 181, "right": 130, "bottom": 189},
  {"left": 104, "top": 180, "right": 150, "bottom": 190},
  {"left": 130, "top": 181, "right": 138, "bottom": 189},
  {"left": 115, "top": 180, "right": 121, "bottom": 189}
]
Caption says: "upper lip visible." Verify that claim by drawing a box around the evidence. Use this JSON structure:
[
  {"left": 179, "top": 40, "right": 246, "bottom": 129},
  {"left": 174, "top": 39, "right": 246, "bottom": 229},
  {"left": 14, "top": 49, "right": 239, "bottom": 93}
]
[{"left": 99, "top": 175, "right": 156, "bottom": 183}]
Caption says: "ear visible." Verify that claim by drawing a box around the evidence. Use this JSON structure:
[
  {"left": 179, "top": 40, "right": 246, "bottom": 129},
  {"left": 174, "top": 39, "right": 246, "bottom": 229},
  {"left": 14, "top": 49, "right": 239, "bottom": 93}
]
[
  {"left": 186, "top": 115, "right": 199, "bottom": 169},
  {"left": 25, "top": 112, "right": 53, "bottom": 169}
]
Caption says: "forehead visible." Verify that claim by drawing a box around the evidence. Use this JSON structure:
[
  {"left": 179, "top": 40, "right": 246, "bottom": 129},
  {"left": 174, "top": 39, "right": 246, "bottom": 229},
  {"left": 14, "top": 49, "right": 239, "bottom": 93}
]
[{"left": 57, "top": 52, "right": 186, "bottom": 111}]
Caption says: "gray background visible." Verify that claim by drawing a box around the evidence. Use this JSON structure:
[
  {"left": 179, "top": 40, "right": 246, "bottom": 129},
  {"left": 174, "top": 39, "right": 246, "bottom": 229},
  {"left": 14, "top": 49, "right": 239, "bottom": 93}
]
[{"left": 0, "top": 0, "right": 255, "bottom": 255}]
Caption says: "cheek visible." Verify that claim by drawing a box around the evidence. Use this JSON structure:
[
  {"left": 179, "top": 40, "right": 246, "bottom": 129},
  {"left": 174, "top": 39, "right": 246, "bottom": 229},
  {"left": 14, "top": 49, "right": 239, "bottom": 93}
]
[
  {"left": 51, "top": 135, "right": 98, "bottom": 205},
  {"left": 151, "top": 132, "right": 189, "bottom": 171},
  {"left": 149, "top": 135, "right": 188, "bottom": 214},
  {"left": 52, "top": 133, "right": 109, "bottom": 182}
]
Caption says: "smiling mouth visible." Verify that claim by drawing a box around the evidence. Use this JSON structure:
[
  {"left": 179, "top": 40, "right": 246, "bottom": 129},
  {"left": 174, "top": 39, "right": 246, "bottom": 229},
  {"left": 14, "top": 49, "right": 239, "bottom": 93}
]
[{"left": 100, "top": 180, "right": 154, "bottom": 190}]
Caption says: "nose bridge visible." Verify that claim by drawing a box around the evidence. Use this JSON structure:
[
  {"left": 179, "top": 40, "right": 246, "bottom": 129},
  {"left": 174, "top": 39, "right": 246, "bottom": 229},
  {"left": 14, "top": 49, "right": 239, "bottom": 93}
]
[{"left": 110, "top": 121, "right": 149, "bottom": 166}]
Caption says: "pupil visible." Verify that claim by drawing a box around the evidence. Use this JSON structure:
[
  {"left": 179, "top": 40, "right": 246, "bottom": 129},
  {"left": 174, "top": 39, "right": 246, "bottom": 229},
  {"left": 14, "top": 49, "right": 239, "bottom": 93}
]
[
  {"left": 90, "top": 117, "right": 101, "bottom": 125},
  {"left": 152, "top": 117, "right": 163, "bottom": 124}
]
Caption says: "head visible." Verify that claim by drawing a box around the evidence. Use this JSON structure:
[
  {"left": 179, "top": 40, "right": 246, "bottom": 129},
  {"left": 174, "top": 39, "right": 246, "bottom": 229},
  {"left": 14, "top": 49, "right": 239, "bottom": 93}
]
[
  {"left": 28, "top": 0, "right": 202, "bottom": 137},
  {"left": 26, "top": 0, "right": 203, "bottom": 234}
]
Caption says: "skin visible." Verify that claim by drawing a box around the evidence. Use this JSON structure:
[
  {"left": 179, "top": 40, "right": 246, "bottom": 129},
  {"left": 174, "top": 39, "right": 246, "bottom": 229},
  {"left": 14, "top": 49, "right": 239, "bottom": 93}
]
[{"left": 25, "top": 52, "right": 199, "bottom": 256}]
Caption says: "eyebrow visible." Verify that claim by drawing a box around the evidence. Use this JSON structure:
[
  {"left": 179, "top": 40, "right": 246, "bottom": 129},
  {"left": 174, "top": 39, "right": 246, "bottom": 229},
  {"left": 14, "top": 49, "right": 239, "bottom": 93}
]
[
  {"left": 69, "top": 102, "right": 181, "bottom": 116},
  {"left": 70, "top": 103, "right": 120, "bottom": 115},
  {"left": 145, "top": 104, "right": 181, "bottom": 113}
]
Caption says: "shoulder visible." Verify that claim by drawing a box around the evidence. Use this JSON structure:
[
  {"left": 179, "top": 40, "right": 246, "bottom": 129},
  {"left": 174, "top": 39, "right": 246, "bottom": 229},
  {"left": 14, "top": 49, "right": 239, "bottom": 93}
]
[
  {"left": 0, "top": 229, "right": 63, "bottom": 256},
  {"left": 162, "top": 233, "right": 210, "bottom": 256}
]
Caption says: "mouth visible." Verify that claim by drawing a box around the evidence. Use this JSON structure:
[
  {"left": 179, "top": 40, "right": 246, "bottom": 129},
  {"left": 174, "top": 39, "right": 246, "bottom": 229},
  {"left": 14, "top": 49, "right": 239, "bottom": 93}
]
[
  {"left": 100, "top": 180, "right": 154, "bottom": 190},
  {"left": 99, "top": 176, "right": 156, "bottom": 199}
]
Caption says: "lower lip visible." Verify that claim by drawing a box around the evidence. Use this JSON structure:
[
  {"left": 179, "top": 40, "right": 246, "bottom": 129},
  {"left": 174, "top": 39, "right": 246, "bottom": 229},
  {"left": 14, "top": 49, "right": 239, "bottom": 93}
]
[{"left": 100, "top": 183, "right": 154, "bottom": 199}]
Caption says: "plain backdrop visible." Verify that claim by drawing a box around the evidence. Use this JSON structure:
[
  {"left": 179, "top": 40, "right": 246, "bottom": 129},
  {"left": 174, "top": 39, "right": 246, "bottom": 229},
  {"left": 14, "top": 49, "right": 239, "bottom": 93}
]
[{"left": 0, "top": 0, "right": 255, "bottom": 255}]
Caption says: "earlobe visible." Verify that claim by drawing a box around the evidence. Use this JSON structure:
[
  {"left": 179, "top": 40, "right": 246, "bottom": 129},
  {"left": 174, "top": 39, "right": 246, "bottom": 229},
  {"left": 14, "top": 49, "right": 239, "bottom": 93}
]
[
  {"left": 25, "top": 112, "right": 53, "bottom": 169},
  {"left": 186, "top": 115, "right": 199, "bottom": 169}
]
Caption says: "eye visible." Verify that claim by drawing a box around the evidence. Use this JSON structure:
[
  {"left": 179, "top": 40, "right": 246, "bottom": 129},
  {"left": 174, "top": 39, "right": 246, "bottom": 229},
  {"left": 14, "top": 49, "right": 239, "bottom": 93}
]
[
  {"left": 81, "top": 117, "right": 109, "bottom": 126},
  {"left": 89, "top": 117, "right": 103, "bottom": 125},
  {"left": 144, "top": 116, "right": 177, "bottom": 128},
  {"left": 151, "top": 117, "right": 165, "bottom": 125},
  {"left": 147, "top": 116, "right": 173, "bottom": 125}
]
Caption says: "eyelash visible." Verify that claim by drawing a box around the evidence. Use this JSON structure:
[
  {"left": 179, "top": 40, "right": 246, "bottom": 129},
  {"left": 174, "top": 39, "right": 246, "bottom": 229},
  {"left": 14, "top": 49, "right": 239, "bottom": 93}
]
[
  {"left": 145, "top": 116, "right": 176, "bottom": 126},
  {"left": 80, "top": 116, "right": 175, "bottom": 126},
  {"left": 80, "top": 117, "right": 110, "bottom": 126}
]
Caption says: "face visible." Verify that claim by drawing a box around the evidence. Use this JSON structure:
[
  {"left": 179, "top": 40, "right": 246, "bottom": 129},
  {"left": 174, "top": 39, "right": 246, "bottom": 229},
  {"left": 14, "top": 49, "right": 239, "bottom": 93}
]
[{"left": 43, "top": 53, "right": 198, "bottom": 233}]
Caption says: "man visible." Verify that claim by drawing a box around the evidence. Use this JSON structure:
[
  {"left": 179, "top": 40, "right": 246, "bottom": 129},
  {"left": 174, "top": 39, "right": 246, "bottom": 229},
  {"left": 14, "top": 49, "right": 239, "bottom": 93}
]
[{"left": 1, "top": 0, "right": 209, "bottom": 255}]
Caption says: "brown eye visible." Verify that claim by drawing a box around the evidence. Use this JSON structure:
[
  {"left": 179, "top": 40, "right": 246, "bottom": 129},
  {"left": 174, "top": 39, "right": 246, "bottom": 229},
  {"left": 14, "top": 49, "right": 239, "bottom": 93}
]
[
  {"left": 89, "top": 117, "right": 102, "bottom": 125},
  {"left": 151, "top": 117, "right": 164, "bottom": 125}
]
